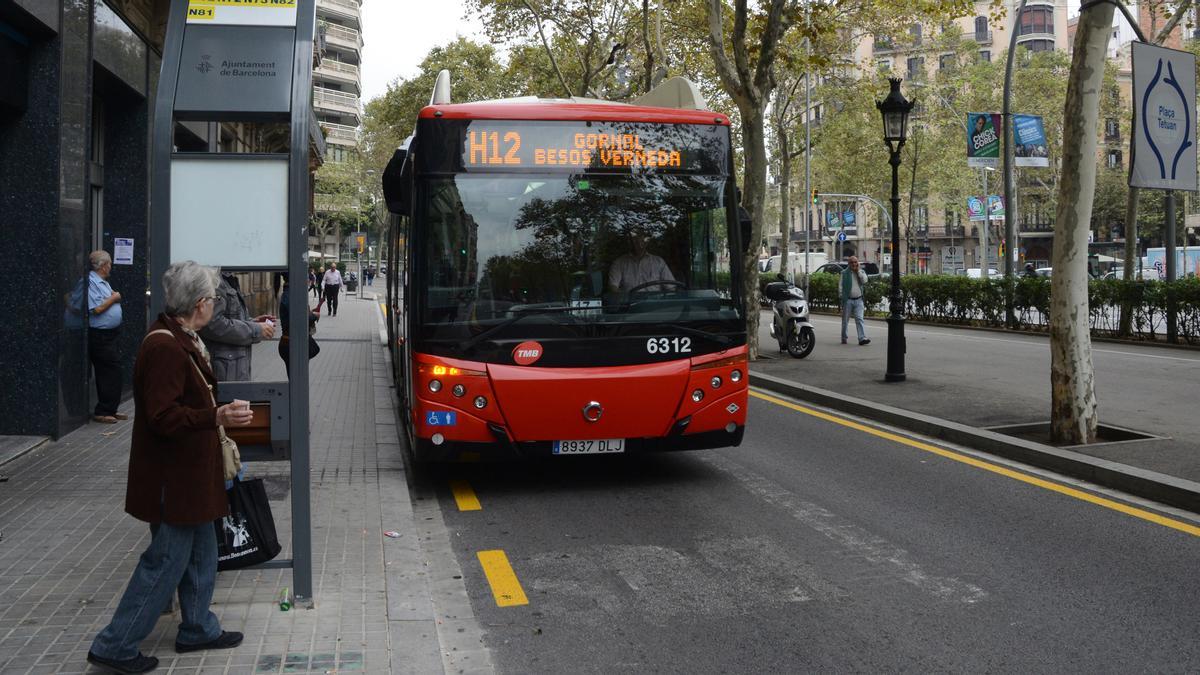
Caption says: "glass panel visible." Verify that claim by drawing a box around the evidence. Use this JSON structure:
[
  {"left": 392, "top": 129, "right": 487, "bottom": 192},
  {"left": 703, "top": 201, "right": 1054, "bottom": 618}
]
[{"left": 417, "top": 173, "right": 738, "bottom": 343}]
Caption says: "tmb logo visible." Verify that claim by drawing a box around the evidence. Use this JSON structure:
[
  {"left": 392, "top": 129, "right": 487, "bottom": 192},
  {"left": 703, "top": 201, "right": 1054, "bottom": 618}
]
[
  {"left": 512, "top": 341, "right": 544, "bottom": 366},
  {"left": 196, "top": 55, "right": 213, "bottom": 75}
]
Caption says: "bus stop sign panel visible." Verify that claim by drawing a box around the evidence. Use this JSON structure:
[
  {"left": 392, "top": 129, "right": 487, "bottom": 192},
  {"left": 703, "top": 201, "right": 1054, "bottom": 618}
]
[{"left": 176, "top": 25, "right": 295, "bottom": 118}]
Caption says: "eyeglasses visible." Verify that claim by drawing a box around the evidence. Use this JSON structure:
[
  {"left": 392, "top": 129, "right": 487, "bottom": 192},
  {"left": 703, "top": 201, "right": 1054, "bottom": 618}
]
[{"left": 198, "top": 295, "right": 217, "bottom": 305}]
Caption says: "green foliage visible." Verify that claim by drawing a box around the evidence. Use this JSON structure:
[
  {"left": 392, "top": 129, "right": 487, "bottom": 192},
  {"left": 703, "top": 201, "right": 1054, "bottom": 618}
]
[{"left": 810, "top": 274, "right": 1200, "bottom": 345}]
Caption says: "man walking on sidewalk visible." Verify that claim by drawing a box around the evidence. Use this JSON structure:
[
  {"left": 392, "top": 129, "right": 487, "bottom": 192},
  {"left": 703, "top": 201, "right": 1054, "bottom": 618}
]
[
  {"left": 87, "top": 250, "right": 125, "bottom": 423},
  {"left": 840, "top": 256, "right": 870, "bottom": 346},
  {"left": 322, "top": 262, "right": 343, "bottom": 317}
]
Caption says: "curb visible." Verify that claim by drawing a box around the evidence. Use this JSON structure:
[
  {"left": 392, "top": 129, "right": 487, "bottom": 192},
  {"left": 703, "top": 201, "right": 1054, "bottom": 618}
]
[
  {"left": 749, "top": 370, "right": 1200, "bottom": 515},
  {"left": 0, "top": 437, "right": 49, "bottom": 469}
]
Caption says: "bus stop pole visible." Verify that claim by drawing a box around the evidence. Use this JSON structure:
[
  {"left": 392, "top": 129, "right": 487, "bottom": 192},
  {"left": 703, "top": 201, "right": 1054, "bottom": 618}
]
[
  {"left": 287, "top": 0, "right": 316, "bottom": 602},
  {"left": 1166, "top": 190, "right": 1178, "bottom": 344}
]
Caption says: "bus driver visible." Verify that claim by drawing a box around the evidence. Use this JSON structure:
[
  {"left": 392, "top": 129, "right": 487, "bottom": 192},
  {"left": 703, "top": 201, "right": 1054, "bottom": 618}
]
[{"left": 608, "top": 231, "right": 676, "bottom": 294}]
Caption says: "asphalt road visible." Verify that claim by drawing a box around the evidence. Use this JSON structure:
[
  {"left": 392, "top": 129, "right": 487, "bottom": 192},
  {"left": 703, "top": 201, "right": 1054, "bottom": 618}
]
[
  {"left": 755, "top": 310, "right": 1200, "bottom": 479},
  {"left": 419, "top": 392, "right": 1200, "bottom": 673}
]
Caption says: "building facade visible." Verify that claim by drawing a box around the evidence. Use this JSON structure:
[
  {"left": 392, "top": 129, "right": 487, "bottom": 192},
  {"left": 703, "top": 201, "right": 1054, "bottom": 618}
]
[
  {"left": 310, "top": 0, "right": 363, "bottom": 261},
  {"left": 0, "top": 0, "right": 322, "bottom": 439}
]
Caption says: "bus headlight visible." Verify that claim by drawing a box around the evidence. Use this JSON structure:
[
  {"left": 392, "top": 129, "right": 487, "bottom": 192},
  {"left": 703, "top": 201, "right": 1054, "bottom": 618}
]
[
  {"left": 429, "top": 380, "right": 442, "bottom": 393},
  {"left": 452, "top": 384, "right": 466, "bottom": 397},
  {"left": 474, "top": 396, "right": 488, "bottom": 409},
  {"left": 692, "top": 389, "right": 704, "bottom": 403},
  {"left": 710, "top": 376, "right": 722, "bottom": 389},
  {"left": 730, "top": 369, "right": 742, "bottom": 383}
]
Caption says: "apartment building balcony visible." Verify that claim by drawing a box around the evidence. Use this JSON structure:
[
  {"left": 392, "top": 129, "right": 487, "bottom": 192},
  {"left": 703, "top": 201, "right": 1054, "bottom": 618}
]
[
  {"left": 973, "top": 30, "right": 993, "bottom": 45},
  {"left": 313, "top": 86, "right": 360, "bottom": 119},
  {"left": 319, "top": 21, "right": 362, "bottom": 53},
  {"left": 316, "top": 0, "right": 361, "bottom": 24},
  {"left": 1020, "top": 220, "right": 1055, "bottom": 237},
  {"left": 315, "top": 59, "right": 360, "bottom": 91},
  {"left": 322, "top": 122, "right": 359, "bottom": 147}
]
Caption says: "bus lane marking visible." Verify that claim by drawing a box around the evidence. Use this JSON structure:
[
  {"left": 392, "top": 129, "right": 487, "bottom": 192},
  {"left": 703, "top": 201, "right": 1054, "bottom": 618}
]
[
  {"left": 698, "top": 453, "right": 988, "bottom": 604},
  {"left": 450, "top": 480, "right": 482, "bottom": 511},
  {"left": 477, "top": 550, "right": 529, "bottom": 607},
  {"left": 749, "top": 390, "right": 1200, "bottom": 538}
]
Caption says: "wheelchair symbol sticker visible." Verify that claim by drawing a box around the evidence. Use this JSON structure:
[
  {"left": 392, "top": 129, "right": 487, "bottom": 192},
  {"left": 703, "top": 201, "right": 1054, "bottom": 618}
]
[{"left": 426, "top": 411, "right": 457, "bottom": 426}]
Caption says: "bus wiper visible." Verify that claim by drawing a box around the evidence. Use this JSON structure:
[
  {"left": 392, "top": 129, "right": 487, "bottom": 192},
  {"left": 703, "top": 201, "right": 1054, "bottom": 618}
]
[
  {"left": 661, "top": 323, "right": 733, "bottom": 346},
  {"left": 459, "top": 305, "right": 593, "bottom": 352}
]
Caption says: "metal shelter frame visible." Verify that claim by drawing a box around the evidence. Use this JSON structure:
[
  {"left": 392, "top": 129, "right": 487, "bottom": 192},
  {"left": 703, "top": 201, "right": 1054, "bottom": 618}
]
[{"left": 149, "top": 0, "right": 315, "bottom": 602}]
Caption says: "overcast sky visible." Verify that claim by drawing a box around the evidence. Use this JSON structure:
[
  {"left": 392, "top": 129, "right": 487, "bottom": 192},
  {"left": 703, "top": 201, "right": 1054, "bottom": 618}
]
[
  {"left": 360, "top": 0, "right": 485, "bottom": 104},
  {"left": 357, "top": 0, "right": 1139, "bottom": 106}
]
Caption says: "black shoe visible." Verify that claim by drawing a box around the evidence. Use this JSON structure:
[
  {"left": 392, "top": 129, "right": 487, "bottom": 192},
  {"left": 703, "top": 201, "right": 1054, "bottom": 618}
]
[
  {"left": 87, "top": 651, "right": 158, "bottom": 673},
  {"left": 175, "top": 630, "right": 243, "bottom": 653},
  {"left": 859, "top": 338, "right": 871, "bottom": 345}
]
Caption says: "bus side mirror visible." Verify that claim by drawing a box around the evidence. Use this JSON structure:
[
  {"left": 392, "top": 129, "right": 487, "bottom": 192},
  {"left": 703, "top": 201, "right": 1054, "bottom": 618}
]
[
  {"left": 382, "top": 146, "right": 410, "bottom": 215},
  {"left": 737, "top": 205, "right": 753, "bottom": 254}
]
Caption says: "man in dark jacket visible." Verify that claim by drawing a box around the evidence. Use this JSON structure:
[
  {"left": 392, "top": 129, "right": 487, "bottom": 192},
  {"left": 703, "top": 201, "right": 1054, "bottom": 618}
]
[{"left": 199, "top": 271, "right": 275, "bottom": 381}]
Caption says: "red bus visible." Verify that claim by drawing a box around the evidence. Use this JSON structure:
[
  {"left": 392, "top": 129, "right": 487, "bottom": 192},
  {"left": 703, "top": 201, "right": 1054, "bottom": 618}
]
[{"left": 382, "top": 74, "right": 749, "bottom": 461}]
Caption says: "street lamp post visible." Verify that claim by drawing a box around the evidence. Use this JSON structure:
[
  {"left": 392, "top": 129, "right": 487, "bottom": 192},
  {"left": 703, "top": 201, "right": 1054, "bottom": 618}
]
[{"left": 877, "top": 78, "right": 914, "bottom": 383}]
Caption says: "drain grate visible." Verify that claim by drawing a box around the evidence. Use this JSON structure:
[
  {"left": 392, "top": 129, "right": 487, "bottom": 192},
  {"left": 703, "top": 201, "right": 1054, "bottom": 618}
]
[{"left": 984, "top": 421, "right": 1165, "bottom": 448}]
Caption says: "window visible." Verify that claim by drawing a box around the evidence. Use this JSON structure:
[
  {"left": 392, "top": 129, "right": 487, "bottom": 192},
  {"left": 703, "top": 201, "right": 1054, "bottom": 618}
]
[
  {"left": 1020, "top": 39, "right": 1055, "bottom": 52},
  {"left": 910, "top": 24, "right": 922, "bottom": 46},
  {"left": 873, "top": 35, "right": 893, "bottom": 52},
  {"left": 974, "top": 16, "right": 989, "bottom": 40},
  {"left": 939, "top": 53, "right": 956, "bottom": 71},
  {"left": 913, "top": 205, "right": 928, "bottom": 234},
  {"left": 1105, "top": 118, "right": 1120, "bottom": 141},
  {"left": 978, "top": 50, "right": 991, "bottom": 63},
  {"left": 1019, "top": 6, "right": 1054, "bottom": 35},
  {"left": 1107, "top": 149, "right": 1122, "bottom": 169},
  {"left": 906, "top": 56, "right": 924, "bottom": 80},
  {"left": 90, "top": 97, "right": 105, "bottom": 251}
]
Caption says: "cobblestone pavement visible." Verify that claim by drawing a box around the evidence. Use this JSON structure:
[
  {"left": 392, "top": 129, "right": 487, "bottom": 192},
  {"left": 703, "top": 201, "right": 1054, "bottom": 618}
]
[{"left": 0, "top": 292, "right": 485, "bottom": 674}]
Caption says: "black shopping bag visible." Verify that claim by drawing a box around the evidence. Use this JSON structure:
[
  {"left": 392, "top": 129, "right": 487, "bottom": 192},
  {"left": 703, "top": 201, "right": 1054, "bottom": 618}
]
[{"left": 215, "top": 478, "right": 282, "bottom": 571}]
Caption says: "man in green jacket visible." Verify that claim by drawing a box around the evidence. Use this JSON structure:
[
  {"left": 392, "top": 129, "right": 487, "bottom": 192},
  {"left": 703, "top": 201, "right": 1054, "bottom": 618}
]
[{"left": 840, "top": 257, "right": 870, "bottom": 346}]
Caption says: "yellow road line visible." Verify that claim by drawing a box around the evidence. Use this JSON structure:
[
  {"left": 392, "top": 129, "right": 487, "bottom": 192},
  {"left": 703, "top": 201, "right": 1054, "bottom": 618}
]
[
  {"left": 379, "top": 303, "right": 387, "bottom": 317},
  {"left": 749, "top": 390, "right": 1200, "bottom": 538},
  {"left": 450, "top": 479, "right": 482, "bottom": 511},
  {"left": 477, "top": 550, "right": 529, "bottom": 607}
]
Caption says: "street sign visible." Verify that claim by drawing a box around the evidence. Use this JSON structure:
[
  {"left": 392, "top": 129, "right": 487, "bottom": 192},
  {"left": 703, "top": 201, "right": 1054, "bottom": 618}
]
[
  {"left": 1130, "top": 41, "right": 1198, "bottom": 191},
  {"left": 837, "top": 231, "right": 847, "bottom": 242}
]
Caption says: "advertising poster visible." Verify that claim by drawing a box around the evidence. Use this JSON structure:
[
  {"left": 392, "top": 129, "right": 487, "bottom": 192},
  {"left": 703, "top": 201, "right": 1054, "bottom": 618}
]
[
  {"left": 987, "top": 194, "right": 1005, "bottom": 221},
  {"left": 1013, "top": 114, "right": 1050, "bottom": 167},
  {"left": 967, "top": 113, "right": 1001, "bottom": 168},
  {"left": 967, "top": 195, "right": 1005, "bottom": 221}
]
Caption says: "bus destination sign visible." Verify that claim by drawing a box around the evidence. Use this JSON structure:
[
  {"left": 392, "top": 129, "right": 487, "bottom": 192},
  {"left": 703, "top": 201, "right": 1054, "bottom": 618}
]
[{"left": 444, "top": 121, "right": 726, "bottom": 174}]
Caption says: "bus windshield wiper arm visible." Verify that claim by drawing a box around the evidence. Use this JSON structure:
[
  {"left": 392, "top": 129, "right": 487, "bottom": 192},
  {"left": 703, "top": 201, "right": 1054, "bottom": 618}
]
[
  {"left": 662, "top": 323, "right": 733, "bottom": 346},
  {"left": 459, "top": 305, "right": 592, "bottom": 352}
]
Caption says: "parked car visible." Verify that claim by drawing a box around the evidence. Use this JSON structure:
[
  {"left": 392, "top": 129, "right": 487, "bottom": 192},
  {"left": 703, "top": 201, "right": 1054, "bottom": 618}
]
[
  {"left": 960, "top": 267, "right": 1003, "bottom": 279},
  {"left": 1103, "top": 267, "right": 1157, "bottom": 281},
  {"left": 812, "top": 261, "right": 882, "bottom": 280}
]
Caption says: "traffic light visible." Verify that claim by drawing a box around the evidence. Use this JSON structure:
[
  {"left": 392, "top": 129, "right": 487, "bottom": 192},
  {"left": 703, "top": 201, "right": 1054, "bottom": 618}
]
[{"left": 811, "top": 189, "right": 820, "bottom": 205}]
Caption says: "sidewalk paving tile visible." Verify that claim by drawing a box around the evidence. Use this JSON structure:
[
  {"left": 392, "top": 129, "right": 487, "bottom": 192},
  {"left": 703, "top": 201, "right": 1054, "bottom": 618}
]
[{"left": 0, "top": 293, "right": 482, "bottom": 674}]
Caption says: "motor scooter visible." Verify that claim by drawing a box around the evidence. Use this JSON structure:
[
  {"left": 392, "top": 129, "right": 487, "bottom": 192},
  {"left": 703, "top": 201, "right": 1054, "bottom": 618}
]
[{"left": 764, "top": 273, "right": 815, "bottom": 358}]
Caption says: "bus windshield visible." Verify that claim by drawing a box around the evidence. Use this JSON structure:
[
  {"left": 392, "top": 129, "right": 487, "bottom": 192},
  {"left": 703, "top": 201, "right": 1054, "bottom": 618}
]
[{"left": 416, "top": 172, "right": 740, "bottom": 352}]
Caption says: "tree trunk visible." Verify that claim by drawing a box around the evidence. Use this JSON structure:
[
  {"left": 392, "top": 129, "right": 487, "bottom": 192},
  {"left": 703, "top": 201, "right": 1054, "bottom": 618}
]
[
  {"left": 742, "top": 106, "right": 769, "bottom": 361},
  {"left": 778, "top": 126, "right": 792, "bottom": 279},
  {"left": 1049, "top": 3, "right": 1112, "bottom": 445}
]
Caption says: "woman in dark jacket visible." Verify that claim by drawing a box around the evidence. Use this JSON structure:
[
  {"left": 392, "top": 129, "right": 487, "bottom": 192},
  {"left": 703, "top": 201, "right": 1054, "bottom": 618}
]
[{"left": 87, "top": 261, "right": 254, "bottom": 674}]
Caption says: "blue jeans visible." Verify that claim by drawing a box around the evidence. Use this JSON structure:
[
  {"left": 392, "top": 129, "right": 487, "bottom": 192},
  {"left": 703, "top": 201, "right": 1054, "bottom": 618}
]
[
  {"left": 841, "top": 297, "right": 866, "bottom": 342},
  {"left": 90, "top": 522, "right": 222, "bottom": 660}
]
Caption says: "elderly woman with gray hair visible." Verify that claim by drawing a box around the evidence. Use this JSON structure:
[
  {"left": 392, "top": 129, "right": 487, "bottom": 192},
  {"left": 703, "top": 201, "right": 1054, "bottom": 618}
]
[{"left": 88, "top": 261, "right": 253, "bottom": 674}]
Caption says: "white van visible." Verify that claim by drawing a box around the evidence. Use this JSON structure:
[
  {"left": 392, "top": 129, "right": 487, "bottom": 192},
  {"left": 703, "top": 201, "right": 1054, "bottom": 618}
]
[{"left": 760, "top": 252, "right": 829, "bottom": 276}]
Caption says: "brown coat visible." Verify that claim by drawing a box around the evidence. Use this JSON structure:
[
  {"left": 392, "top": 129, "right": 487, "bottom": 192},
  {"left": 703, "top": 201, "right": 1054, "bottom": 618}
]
[{"left": 124, "top": 315, "right": 228, "bottom": 525}]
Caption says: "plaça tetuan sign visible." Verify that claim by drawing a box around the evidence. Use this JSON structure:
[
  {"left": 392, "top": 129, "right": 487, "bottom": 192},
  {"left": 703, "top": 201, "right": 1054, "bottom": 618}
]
[
  {"left": 187, "top": 0, "right": 297, "bottom": 26},
  {"left": 1130, "top": 41, "right": 1198, "bottom": 191}
]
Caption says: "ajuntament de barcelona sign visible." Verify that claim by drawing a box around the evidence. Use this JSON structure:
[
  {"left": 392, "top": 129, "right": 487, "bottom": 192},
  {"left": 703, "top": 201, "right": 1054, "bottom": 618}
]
[{"left": 187, "top": 0, "right": 298, "bottom": 26}]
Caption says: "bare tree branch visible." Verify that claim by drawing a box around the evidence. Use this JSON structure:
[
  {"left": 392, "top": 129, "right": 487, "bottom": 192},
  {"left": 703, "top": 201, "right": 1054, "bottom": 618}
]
[
  {"left": 705, "top": 0, "right": 749, "bottom": 105},
  {"left": 522, "top": 0, "right": 575, "bottom": 97},
  {"left": 1154, "top": 0, "right": 1193, "bottom": 43}
]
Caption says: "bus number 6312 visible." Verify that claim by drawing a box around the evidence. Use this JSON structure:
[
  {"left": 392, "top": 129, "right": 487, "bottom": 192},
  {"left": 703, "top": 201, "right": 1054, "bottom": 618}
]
[{"left": 646, "top": 337, "right": 691, "bottom": 354}]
